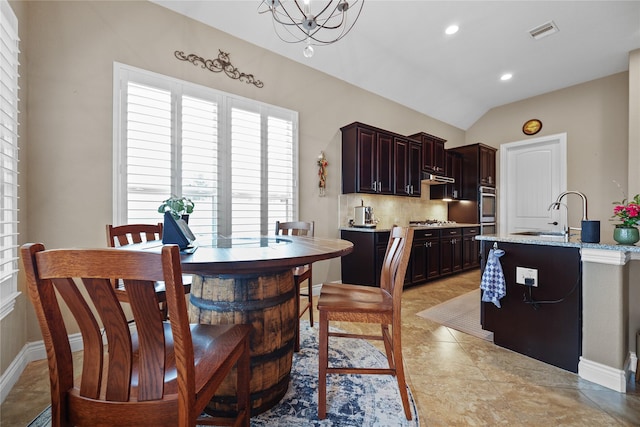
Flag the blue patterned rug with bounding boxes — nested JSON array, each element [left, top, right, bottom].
[[29, 321, 419, 426]]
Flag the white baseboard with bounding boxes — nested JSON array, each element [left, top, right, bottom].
[[578, 356, 629, 393], [0, 333, 83, 404]]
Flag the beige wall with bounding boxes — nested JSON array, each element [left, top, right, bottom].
[[465, 72, 630, 236], [2, 0, 637, 381], [629, 49, 640, 197]]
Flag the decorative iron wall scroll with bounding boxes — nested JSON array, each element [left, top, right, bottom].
[[175, 50, 264, 88]]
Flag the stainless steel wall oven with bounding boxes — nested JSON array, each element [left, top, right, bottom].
[[479, 186, 496, 234]]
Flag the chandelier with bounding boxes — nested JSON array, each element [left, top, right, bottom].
[[258, 0, 365, 58]]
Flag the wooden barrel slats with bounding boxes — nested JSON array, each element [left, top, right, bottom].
[[189, 270, 296, 415]]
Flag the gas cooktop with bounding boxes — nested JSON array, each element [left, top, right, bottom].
[[409, 220, 457, 227]]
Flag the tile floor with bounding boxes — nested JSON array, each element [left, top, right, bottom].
[[2, 270, 640, 426]]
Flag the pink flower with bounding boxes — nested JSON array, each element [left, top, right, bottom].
[[612, 194, 640, 227]]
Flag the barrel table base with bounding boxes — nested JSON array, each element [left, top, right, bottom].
[[189, 269, 296, 416]]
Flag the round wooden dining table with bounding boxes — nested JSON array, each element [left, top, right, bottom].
[[130, 235, 353, 416]]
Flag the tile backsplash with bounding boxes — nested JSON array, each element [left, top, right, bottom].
[[339, 183, 448, 229]]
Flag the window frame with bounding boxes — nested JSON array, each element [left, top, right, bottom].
[[113, 62, 299, 237], [0, 0, 21, 320]]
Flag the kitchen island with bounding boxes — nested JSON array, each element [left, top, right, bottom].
[[477, 233, 640, 392]]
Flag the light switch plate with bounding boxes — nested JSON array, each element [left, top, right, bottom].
[[516, 266, 538, 287]]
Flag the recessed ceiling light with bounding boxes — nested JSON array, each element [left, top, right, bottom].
[[500, 73, 513, 81], [445, 25, 459, 35]]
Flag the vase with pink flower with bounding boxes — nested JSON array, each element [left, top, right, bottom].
[[611, 193, 640, 245]]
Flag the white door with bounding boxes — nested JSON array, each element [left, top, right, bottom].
[[500, 133, 567, 234]]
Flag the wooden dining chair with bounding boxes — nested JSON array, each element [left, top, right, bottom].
[[317, 226, 414, 420], [21, 243, 251, 427], [275, 220, 314, 352], [106, 223, 191, 319]]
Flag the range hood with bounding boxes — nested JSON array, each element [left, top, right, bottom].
[[421, 170, 455, 185]]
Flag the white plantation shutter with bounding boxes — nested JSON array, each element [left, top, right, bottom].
[[114, 63, 298, 239], [230, 106, 262, 237], [181, 95, 219, 240], [125, 82, 172, 223], [267, 116, 295, 226], [0, 0, 20, 318]]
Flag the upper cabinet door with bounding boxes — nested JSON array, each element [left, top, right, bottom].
[[479, 145, 496, 186], [408, 132, 447, 174], [408, 140, 422, 197], [376, 132, 395, 195], [394, 137, 409, 195], [357, 126, 377, 193], [341, 122, 395, 194], [394, 137, 422, 197]]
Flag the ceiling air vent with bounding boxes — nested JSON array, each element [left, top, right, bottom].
[[529, 21, 559, 40]]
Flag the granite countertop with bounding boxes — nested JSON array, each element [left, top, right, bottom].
[[476, 233, 640, 253], [340, 223, 481, 233]]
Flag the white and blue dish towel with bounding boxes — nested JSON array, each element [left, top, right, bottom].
[[480, 248, 506, 308]]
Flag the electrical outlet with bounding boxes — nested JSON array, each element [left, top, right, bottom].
[[516, 266, 538, 287]]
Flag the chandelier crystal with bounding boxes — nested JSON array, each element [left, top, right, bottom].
[[258, 0, 365, 57]]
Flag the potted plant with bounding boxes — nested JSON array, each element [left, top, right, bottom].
[[158, 196, 195, 221], [611, 193, 640, 245]]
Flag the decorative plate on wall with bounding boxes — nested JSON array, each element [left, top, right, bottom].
[[522, 119, 542, 135]]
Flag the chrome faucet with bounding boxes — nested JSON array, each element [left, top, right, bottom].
[[548, 191, 588, 239]]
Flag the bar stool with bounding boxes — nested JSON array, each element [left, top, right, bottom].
[[275, 220, 314, 352]]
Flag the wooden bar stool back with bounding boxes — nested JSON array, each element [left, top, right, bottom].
[[106, 223, 191, 318], [21, 243, 251, 427], [317, 226, 414, 420], [275, 220, 314, 352]]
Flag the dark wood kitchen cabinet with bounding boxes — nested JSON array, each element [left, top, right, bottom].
[[340, 229, 390, 287], [411, 229, 441, 283], [394, 136, 422, 197], [462, 226, 480, 269], [341, 122, 394, 195], [408, 132, 446, 174], [431, 150, 462, 200], [448, 143, 497, 200], [479, 144, 497, 187], [342, 226, 479, 288], [440, 228, 463, 275]]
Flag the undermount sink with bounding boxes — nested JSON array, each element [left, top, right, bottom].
[[513, 231, 566, 237]]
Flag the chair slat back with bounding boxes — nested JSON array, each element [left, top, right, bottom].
[[379, 226, 414, 302], [106, 223, 163, 247], [21, 244, 189, 407], [275, 221, 315, 237]]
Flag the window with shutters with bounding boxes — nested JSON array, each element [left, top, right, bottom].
[[113, 63, 298, 240], [0, 0, 20, 319]]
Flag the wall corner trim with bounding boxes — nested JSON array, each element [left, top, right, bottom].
[[580, 248, 630, 265]]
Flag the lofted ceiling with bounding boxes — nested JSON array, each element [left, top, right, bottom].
[[152, 1, 640, 130]]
